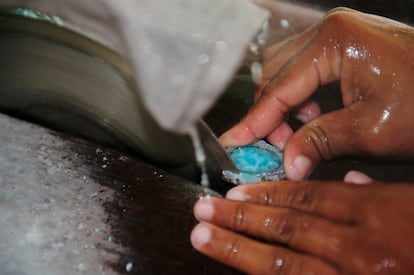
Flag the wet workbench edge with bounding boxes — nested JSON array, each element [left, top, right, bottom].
[[0, 113, 240, 275]]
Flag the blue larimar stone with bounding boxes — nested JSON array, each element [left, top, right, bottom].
[[222, 140, 285, 184], [1, 8, 62, 25]]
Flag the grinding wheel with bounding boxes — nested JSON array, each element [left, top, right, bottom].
[[0, 13, 195, 167]]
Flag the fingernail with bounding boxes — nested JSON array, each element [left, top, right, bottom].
[[194, 195, 214, 221], [344, 170, 374, 185], [295, 113, 309, 123], [218, 132, 235, 147], [226, 189, 249, 201], [289, 155, 312, 181], [191, 223, 212, 246]]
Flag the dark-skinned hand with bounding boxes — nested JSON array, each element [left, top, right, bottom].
[[191, 7, 414, 274], [191, 181, 414, 274], [220, 7, 414, 180]]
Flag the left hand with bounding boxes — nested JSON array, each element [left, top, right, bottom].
[[191, 181, 414, 274]]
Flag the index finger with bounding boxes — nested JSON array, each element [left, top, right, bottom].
[[220, 16, 343, 148]]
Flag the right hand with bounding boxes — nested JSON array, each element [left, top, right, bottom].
[[220, 8, 414, 180]]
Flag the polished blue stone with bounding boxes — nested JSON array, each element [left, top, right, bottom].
[[222, 140, 285, 185], [230, 146, 281, 173]]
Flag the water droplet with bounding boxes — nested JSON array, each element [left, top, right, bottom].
[[346, 45, 367, 59], [276, 258, 284, 267], [250, 61, 263, 84], [215, 40, 227, 51], [370, 64, 381, 75], [198, 54, 210, 65], [126, 262, 133, 272], [249, 43, 259, 55], [346, 46, 359, 58], [264, 217, 272, 227], [119, 155, 129, 162], [257, 20, 270, 45], [280, 19, 290, 29], [373, 258, 397, 272]]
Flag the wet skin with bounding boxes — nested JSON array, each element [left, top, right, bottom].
[[191, 8, 414, 274], [220, 7, 414, 181], [191, 181, 414, 274]]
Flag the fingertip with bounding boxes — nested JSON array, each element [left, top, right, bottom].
[[344, 170, 373, 184], [293, 100, 322, 124], [266, 121, 293, 149], [226, 188, 250, 201], [191, 223, 212, 247], [286, 155, 313, 181], [219, 124, 257, 147], [294, 113, 310, 124], [218, 130, 238, 147], [194, 195, 214, 221]]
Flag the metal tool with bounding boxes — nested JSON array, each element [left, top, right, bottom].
[[197, 120, 238, 173]]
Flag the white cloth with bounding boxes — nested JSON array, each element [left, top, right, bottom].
[[1, 0, 269, 132]]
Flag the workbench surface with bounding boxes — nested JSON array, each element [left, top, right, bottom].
[[0, 113, 239, 275]]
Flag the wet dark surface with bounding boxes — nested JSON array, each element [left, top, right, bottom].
[[68, 137, 236, 274], [0, 113, 240, 275]]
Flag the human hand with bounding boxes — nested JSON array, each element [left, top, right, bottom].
[[191, 181, 414, 274], [220, 8, 414, 180]]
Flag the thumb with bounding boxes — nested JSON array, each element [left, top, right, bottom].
[[284, 107, 360, 180]]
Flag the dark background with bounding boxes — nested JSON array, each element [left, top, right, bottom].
[[294, 0, 414, 23]]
